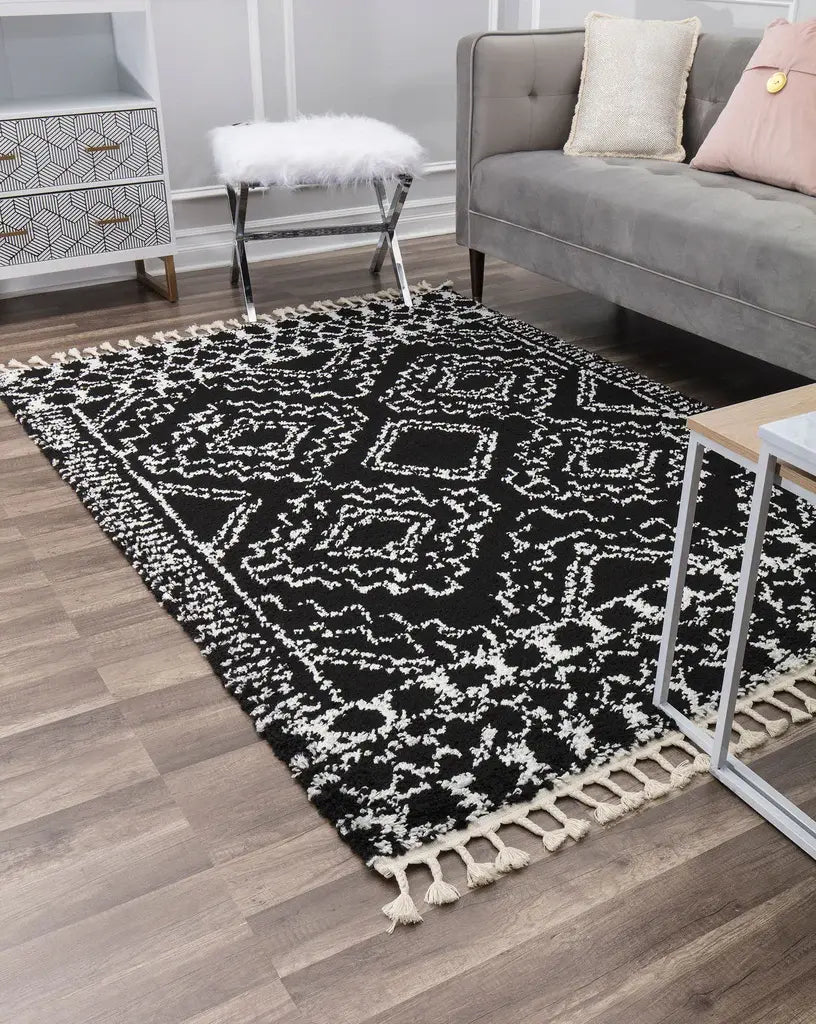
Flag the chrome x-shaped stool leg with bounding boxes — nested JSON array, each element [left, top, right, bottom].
[[226, 183, 256, 322], [225, 174, 414, 322], [370, 174, 413, 307]]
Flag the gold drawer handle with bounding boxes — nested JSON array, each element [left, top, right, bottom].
[[0, 152, 17, 162], [85, 143, 121, 153], [0, 226, 27, 238], [95, 216, 129, 226]]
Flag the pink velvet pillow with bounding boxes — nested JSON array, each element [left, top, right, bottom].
[[691, 19, 816, 196]]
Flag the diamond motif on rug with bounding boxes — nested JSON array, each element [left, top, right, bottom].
[[363, 417, 499, 481]]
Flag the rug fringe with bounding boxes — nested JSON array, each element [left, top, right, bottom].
[[0, 280, 453, 375], [372, 661, 816, 930]]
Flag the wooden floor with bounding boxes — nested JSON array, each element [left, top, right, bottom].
[[2, 235, 816, 1024]]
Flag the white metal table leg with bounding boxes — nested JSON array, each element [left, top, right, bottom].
[[654, 435, 705, 705], [691, 441, 816, 858], [652, 434, 713, 751], [710, 443, 777, 770], [653, 423, 816, 860]]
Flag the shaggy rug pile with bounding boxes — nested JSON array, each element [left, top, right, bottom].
[[3, 283, 816, 930]]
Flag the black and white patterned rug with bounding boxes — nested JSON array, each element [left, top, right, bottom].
[[3, 284, 816, 929]]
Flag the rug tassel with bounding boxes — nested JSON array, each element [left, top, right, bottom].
[[567, 786, 622, 825], [485, 830, 530, 872], [455, 845, 500, 887], [644, 776, 673, 799], [669, 760, 697, 788], [733, 721, 767, 751], [545, 803, 591, 842], [600, 777, 645, 814], [624, 761, 671, 801], [742, 704, 789, 737], [516, 815, 568, 851], [765, 694, 809, 724], [424, 858, 461, 905], [382, 867, 422, 932], [785, 682, 816, 714]]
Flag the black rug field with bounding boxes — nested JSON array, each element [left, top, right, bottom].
[[3, 284, 816, 929]]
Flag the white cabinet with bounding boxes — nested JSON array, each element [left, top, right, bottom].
[[0, 0, 177, 300]]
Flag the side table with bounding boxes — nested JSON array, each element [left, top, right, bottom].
[[654, 384, 816, 858]]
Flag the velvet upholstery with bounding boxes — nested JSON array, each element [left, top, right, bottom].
[[456, 29, 816, 379]]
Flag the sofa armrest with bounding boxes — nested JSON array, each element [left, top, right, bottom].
[[456, 30, 584, 245]]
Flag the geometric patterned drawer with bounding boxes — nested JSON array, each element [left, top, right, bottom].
[[0, 181, 171, 266], [0, 108, 163, 193]]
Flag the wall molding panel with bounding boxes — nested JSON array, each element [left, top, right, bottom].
[[282, 0, 298, 119], [245, 0, 266, 120]]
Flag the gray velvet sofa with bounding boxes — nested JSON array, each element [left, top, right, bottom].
[[456, 29, 816, 379]]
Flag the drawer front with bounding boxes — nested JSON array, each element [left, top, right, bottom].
[[0, 108, 163, 192], [0, 182, 171, 266]]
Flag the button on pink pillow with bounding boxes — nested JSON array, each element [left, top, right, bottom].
[[691, 18, 816, 196]]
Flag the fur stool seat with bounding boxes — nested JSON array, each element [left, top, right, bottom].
[[210, 115, 424, 320]]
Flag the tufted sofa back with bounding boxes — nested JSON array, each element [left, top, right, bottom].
[[460, 29, 759, 169], [682, 33, 759, 161]]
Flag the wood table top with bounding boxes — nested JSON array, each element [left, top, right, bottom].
[[688, 383, 816, 495]]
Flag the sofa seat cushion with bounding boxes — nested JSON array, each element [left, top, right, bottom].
[[469, 150, 816, 326]]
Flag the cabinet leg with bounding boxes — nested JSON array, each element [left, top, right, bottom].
[[135, 255, 179, 303]]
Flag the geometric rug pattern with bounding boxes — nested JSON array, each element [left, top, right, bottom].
[[2, 285, 815, 876]]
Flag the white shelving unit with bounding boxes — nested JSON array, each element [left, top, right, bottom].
[[0, 0, 177, 301]]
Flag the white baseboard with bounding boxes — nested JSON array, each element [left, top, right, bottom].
[[0, 195, 455, 300]]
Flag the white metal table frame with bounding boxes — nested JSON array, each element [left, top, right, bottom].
[[654, 427, 816, 859]]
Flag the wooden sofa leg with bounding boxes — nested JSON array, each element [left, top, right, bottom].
[[469, 249, 485, 303]]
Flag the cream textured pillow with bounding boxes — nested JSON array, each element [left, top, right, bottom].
[[565, 12, 701, 161]]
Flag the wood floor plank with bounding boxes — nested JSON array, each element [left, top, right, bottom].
[[0, 871, 270, 1024], [0, 776, 212, 950], [96, 636, 213, 699], [0, 664, 113, 740], [220, 818, 358, 919], [576, 876, 816, 1024], [120, 675, 260, 775], [0, 707, 159, 830], [179, 977, 313, 1024], [163, 744, 321, 864], [0, 235, 814, 1024]]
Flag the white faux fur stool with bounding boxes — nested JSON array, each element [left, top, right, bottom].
[[210, 115, 424, 321]]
